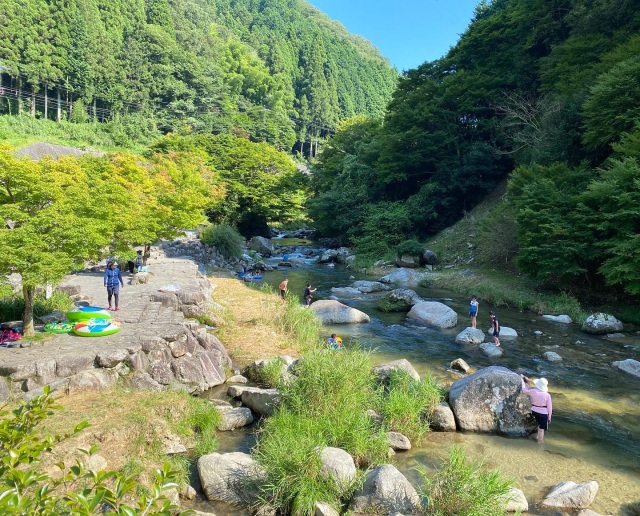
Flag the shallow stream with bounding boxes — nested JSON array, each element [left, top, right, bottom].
[[198, 250, 640, 515]]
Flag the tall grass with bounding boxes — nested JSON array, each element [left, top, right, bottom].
[[254, 347, 388, 515], [0, 291, 73, 323], [421, 446, 514, 516], [379, 370, 443, 442]]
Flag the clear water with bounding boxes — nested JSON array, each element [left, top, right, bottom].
[[198, 251, 640, 515]]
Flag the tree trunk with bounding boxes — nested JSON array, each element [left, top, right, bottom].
[[17, 78, 22, 115], [22, 285, 35, 337], [30, 87, 36, 117], [93, 98, 97, 120], [143, 243, 151, 266], [56, 88, 61, 122], [44, 87, 48, 119]]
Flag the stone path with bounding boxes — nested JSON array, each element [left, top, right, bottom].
[[0, 252, 208, 374]]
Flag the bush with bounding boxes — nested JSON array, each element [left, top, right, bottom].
[[199, 224, 244, 260], [422, 446, 514, 516], [396, 238, 424, 257], [0, 387, 189, 515], [380, 369, 443, 441], [0, 291, 73, 323]]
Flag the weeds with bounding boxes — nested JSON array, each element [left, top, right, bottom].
[[421, 446, 513, 516], [380, 370, 443, 441], [254, 347, 388, 515]]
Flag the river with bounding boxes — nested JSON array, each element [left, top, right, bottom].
[[199, 248, 640, 515]]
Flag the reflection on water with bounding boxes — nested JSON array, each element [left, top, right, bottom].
[[198, 253, 640, 515]]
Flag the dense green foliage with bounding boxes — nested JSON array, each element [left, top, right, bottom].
[[422, 446, 513, 516], [0, 0, 397, 149], [310, 0, 640, 295], [150, 133, 309, 236], [199, 224, 244, 260], [0, 387, 188, 515], [0, 290, 72, 324]]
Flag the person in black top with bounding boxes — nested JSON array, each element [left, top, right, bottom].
[[303, 283, 317, 308], [489, 311, 501, 347]]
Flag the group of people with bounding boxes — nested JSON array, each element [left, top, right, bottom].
[[278, 278, 317, 308], [469, 295, 501, 347]]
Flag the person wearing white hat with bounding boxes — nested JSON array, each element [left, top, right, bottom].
[[521, 375, 552, 442]]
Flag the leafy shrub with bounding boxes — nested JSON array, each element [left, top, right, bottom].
[[0, 387, 188, 515], [422, 446, 513, 516], [380, 369, 442, 441], [396, 238, 424, 257], [199, 224, 244, 259]]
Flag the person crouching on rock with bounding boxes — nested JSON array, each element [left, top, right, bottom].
[[521, 375, 552, 442], [104, 261, 124, 311]]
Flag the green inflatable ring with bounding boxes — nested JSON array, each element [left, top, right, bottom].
[[44, 320, 74, 334]]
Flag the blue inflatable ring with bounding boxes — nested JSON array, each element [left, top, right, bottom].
[[73, 320, 121, 337]]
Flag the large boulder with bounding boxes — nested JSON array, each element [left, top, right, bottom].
[[379, 268, 427, 287], [317, 249, 339, 263], [611, 359, 640, 380], [241, 388, 281, 417], [395, 254, 420, 269], [217, 407, 255, 431], [581, 313, 623, 334], [448, 366, 536, 436], [455, 328, 485, 344], [542, 314, 573, 324], [348, 464, 421, 515], [310, 300, 370, 324], [541, 481, 599, 509], [372, 359, 420, 383], [249, 236, 274, 257], [317, 447, 356, 489], [407, 301, 457, 329], [351, 280, 391, 293], [378, 289, 423, 312], [335, 247, 352, 264], [197, 452, 265, 505]]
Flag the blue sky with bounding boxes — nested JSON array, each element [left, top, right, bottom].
[[307, 0, 481, 71]]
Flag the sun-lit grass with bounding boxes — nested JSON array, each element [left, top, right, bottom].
[[210, 277, 322, 364]]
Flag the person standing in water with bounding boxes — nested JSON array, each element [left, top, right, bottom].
[[520, 375, 552, 442], [469, 295, 479, 329], [489, 310, 500, 346]]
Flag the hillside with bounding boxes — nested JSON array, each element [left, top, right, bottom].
[[0, 0, 398, 150]]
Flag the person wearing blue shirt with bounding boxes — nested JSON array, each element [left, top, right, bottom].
[[104, 261, 124, 310]]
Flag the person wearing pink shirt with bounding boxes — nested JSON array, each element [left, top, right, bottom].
[[521, 375, 552, 442]]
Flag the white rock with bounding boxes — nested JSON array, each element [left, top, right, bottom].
[[582, 313, 623, 334], [387, 431, 411, 450], [455, 328, 485, 344], [430, 402, 457, 432], [407, 301, 457, 329], [480, 342, 504, 358], [612, 359, 640, 379], [317, 447, 356, 489], [487, 326, 518, 339], [372, 359, 420, 382], [217, 406, 255, 431], [310, 300, 370, 324], [541, 480, 599, 509], [542, 314, 573, 324], [504, 487, 528, 512], [543, 351, 563, 362]]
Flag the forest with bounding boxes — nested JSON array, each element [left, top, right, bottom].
[[309, 0, 640, 297], [0, 0, 397, 152]]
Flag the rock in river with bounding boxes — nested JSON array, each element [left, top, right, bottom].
[[310, 300, 370, 324], [407, 301, 457, 329]]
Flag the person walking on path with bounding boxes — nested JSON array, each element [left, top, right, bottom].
[[520, 375, 552, 442], [279, 278, 289, 301], [469, 295, 479, 329], [489, 310, 500, 346], [104, 261, 124, 310], [303, 283, 317, 308]]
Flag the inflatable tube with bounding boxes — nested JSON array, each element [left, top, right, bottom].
[[243, 274, 262, 281], [67, 306, 112, 321], [73, 320, 121, 337], [44, 320, 74, 334]]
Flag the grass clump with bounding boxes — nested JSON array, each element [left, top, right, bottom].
[[422, 446, 514, 516], [268, 293, 323, 351], [183, 395, 221, 457], [254, 346, 388, 515], [199, 223, 244, 260], [0, 290, 73, 323], [380, 370, 443, 442]]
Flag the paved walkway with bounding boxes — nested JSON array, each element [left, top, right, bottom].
[[0, 252, 207, 374]]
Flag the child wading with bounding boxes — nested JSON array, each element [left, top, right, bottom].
[[489, 310, 500, 346]]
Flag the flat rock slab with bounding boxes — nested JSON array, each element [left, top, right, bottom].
[[542, 314, 573, 324], [611, 359, 640, 379], [455, 328, 485, 345]]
